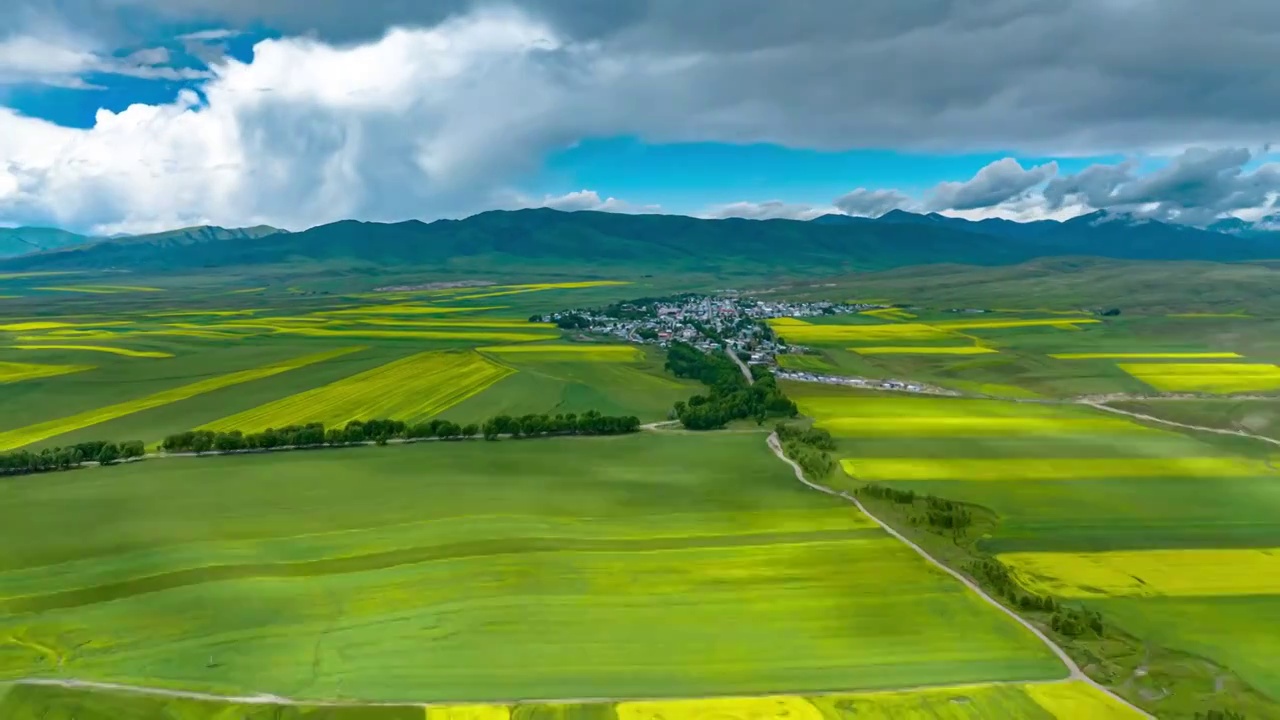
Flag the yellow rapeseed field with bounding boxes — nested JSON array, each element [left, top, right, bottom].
[[999, 548, 1280, 598], [1024, 682, 1148, 718], [859, 307, 918, 320], [479, 343, 643, 362], [616, 682, 1142, 720], [271, 327, 558, 342], [0, 360, 93, 384], [449, 280, 632, 301], [0, 347, 362, 451], [767, 319, 953, 343], [10, 344, 174, 358], [927, 318, 1100, 330], [1119, 362, 1280, 393], [851, 345, 997, 355], [426, 705, 510, 720], [839, 456, 1268, 481], [315, 304, 508, 316], [0, 321, 128, 332], [201, 350, 513, 433], [1050, 352, 1243, 360], [617, 695, 823, 720], [818, 416, 1146, 437], [354, 317, 557, 329]]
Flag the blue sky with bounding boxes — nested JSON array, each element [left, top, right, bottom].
[[0, 1, 1276, 234]]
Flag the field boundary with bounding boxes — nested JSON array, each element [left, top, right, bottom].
[[1089, 402, 1280, 447], [7, 675, 1093, 711], [764, 432, 1156, 720]]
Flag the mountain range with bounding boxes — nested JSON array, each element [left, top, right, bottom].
[[0, 209, 1276, 275]]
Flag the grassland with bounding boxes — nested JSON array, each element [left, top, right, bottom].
[[1106, 398, 1280, 441], [789, 381, 1280, 714], [0, 433, 1063, 701]]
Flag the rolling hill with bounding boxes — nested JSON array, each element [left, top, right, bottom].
[[0, 209, 1275, 275]]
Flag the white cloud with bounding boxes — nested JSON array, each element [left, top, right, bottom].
[[177, 29, 242, 41], [701, 200, 829, 221], [527, 189, 659, 213], [0, 8, 589, 234]]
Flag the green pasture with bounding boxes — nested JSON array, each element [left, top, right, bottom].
[[1108, 398, 1280, 441], [0, 433, 1063, 701]]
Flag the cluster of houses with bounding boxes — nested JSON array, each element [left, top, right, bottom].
[[545, 294, 872, 363]]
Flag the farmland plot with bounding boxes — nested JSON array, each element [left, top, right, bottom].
[[201, 350, 514, 433], [0, 434, 1063, 702]]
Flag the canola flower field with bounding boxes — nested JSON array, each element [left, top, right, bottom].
[[200, 350, 514, 434]]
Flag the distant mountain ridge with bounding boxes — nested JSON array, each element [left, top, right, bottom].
[[0, 209, 1275, 275], [0, 224, 286, 259]]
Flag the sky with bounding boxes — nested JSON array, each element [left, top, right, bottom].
[[0, 0, 1278, 235]]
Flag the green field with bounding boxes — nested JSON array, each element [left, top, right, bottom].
[[788, 381, 1280, 712], [0, 433, 1063, 701], [1107, 398, 1280, 441]]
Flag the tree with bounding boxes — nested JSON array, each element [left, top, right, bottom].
[[96, 443, 120, 466]]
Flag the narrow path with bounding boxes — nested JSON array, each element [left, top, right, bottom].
[[729, 351, 754, 384], [1087, 402, 1280, 448], [764, 433, 1155, 720], [6, 672, 1101, 711]]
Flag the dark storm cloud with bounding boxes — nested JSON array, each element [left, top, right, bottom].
[[9, 0, 1280, 154]]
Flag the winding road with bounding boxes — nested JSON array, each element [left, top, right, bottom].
[[765, 432, 1156, 720]]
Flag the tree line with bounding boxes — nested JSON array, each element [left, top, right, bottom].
[[160, 410, 641, 454], [775, 423, 837, 479], [858, 484, 974, 533], [0, 440, 145, 477], [665, 341, 797, 429], [966, 557, 1103, 637]]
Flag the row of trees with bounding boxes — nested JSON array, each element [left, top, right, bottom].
[[665, 342, 798, 429], [0, 440, 145, 477], [776, 423, 837, 479], [967, 557, 1103, 637], [160, 411, 641, 455], [857, 483, 974, 533]]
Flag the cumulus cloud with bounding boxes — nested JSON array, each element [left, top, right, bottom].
[[702, 200, 828, 221], [0, 9, 591, 233], [0, 32, 210, 87], [1045, 148, 1280, 224], [530, 189, 658, 213], [833, 188, 915, 217], [925, 158, 1057, 212]]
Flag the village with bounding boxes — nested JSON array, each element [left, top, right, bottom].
[[539, 293, 961, 395]]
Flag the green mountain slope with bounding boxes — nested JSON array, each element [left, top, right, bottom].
[[0, 227, 91, 258], [0, 209, 1274, 275]]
